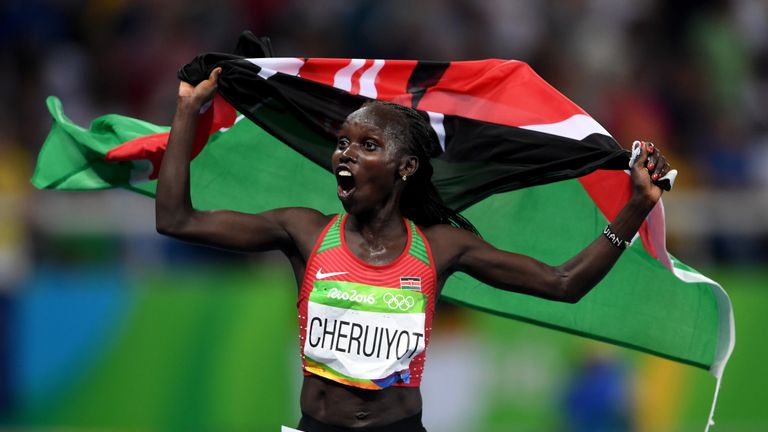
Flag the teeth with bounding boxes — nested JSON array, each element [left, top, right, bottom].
[[338, 170, 352, 177]]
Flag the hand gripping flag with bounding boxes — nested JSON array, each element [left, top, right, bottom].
[[32, 33, 733, 428]]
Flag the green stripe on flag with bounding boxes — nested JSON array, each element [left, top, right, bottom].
[[32, 97, 166, 190], [444, 178, 721, 370]]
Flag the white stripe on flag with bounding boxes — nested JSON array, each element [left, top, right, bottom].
[[427, 111, 446, 150], [520, 114, 612, 140], [668, 255, 734, 380], [219, 114, 245, 133], [671, 266, 718, 286], [646, 199, 674, 270], [358, 59, 385, 98], [333, 59, 366, 92], [246, 57, 305, 80]]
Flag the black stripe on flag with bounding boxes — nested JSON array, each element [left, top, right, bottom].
[[406, 61, 450, 109], [181, 53, 629, 211]]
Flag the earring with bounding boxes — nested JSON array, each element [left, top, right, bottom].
[[402, 175, 407, 181]]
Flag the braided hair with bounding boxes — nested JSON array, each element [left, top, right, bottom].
[[360, 100, 480, 236]]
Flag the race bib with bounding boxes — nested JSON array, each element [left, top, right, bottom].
[[303, 280, 426, 389]]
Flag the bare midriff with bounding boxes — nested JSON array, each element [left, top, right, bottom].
[[300, 375, 422, 428]]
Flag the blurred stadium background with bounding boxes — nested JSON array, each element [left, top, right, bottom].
[[1, 0, 767, 430]]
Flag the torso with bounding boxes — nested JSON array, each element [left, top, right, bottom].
[[293, 213, 440, 427], [300, 374, 422, 427]]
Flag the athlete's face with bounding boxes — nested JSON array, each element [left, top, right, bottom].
[[332, 105, 409, 213]]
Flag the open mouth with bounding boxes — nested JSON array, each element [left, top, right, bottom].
[[336, 167, 356, 199]]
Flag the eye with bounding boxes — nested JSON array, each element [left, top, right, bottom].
[[337, 137, 350, 149], [363, 139, 377, 151]]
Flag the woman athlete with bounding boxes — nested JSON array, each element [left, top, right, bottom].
[[156, 68, 672, 431]]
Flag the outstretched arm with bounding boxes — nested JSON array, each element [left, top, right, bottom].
[[155, 68, 325, 253], [432, 141, 671, 302]]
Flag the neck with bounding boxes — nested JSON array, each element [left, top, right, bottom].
[[345, 200, 405, 243]]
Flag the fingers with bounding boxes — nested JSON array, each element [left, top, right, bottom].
[[176, 68, 222, 108], [645, 142, 668, 181], [632, 140, 650, 169], [194, 67, 221, 98], [651, 154, 668, 181], [635, 140, 671, 181], [645, 142, 658, 179], [209, 67, 222, 82]]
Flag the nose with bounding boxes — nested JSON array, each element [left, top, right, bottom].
[[340, 143, 356, 162]]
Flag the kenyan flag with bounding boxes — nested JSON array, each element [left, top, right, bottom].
[[32, 33, 733, 426]]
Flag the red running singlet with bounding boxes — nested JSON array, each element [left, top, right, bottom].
[[297, 214, 437, 390]]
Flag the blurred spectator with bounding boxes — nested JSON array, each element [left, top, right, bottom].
[[0, 135, 32, 418], [561, 348, 634, 432]]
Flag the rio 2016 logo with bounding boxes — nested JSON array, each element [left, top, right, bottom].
[[383, 292, 415, 311], [327, 287, 376, 305]]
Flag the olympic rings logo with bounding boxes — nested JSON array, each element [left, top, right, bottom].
[[383, 292, 415, 311]]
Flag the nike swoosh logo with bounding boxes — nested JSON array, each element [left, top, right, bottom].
[[316, 268, 349, 279]]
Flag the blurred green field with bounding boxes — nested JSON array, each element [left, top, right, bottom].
[[9, 265, 766, 431]]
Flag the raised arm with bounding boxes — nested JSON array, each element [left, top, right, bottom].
[[430, 141, 670, 303], [155, 68, 326, 254]]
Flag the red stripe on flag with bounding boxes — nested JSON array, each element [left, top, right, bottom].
[[105, 131, 170, 178], [298, 58, 338, 87], [578, 170, 659, 260], [300, 59, 417, 105], [418, 60, 587, 127], [374, 60, 417, 105], [106, 95, 236, 179]]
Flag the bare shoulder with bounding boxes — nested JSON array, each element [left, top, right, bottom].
[[270, 207, 337, 256], [421, 223, 481, 246], [271, 207, 333, 229], [271, 207, 336, 238], [420, 223, 484, 275]]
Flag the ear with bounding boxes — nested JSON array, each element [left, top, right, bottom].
[[399, 155, 419, 179]]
